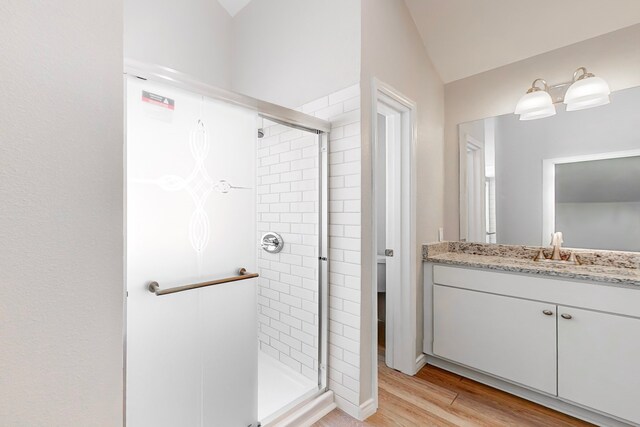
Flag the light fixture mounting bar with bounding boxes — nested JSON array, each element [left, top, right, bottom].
[[547, 81, 572, 104]]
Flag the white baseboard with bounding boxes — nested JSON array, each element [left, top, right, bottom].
[[333, 393, 378, 421], [358, 398, 377, 420], [333, 394, 359, 419], [267, 391, 335, 427], [414, 353, 427, 374]]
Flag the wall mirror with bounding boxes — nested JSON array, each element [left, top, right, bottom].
[[459, 85, 640, 252]]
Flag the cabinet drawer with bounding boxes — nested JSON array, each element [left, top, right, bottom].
[[433, 285, 557, 395], [433, 265, 640, 319]]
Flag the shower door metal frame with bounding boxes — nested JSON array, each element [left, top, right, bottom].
[[124, 59, 331, 134], [123, 59, 331, 423], [318, 132, 329, 392]]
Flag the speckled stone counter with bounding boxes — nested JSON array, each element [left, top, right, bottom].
[[423, 242, 640, 288]]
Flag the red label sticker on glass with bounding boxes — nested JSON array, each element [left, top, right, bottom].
[[141, 91, 175, 110]]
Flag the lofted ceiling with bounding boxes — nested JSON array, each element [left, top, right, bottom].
[[217, 0, 253, 16], [404, 0, 640, 83]]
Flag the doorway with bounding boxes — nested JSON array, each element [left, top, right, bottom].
[[371, 80, 418, 388]]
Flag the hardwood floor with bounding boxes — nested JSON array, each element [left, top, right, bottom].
[[313, 352, 593, 426]]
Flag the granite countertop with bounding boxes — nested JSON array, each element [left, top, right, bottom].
[[423, 242, 640, 288]]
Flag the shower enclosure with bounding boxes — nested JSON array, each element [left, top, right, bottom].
[[125, 61, 329, 426]]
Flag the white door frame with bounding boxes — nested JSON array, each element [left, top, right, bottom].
[[376, 101, 402, 369], [370, 79, 418, 406], [459, 132, 486, 243]]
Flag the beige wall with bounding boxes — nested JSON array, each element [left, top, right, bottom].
[[444, 24, 640, 240], [361, 0, 445, 410], [0, 1, 124, 425], [125, 0, 361, 104], [231, 0, 361, 108], [125, 0, 233, 88]]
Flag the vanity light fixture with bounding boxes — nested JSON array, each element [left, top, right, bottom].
[[514, 67, 610, 120], [564, 67, 611, 111], [514, 78, 556, 121]]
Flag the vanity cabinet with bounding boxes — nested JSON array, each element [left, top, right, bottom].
[[558, 306, 640, 425], [433, 285, 557, 394], [427, 265, 640, 426]]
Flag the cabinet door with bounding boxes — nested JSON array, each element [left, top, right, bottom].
[[558, 306, 640, 425], [433, 285, 557, 395]]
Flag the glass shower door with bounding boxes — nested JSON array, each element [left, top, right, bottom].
[[255, 119, 327, 423], [126, 76, 258, 427]]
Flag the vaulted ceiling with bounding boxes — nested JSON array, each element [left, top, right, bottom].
[[217, 0, 640, 83], [217, 0, 253, 16], [404, 0, 640, 83]]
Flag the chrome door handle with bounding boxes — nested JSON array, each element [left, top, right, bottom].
[[385, 249, 394, 257], [542, 310, 554, 316], [561, 313, 573, 320]]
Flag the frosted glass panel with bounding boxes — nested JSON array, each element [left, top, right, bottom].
[[126, 76, 258, 427]]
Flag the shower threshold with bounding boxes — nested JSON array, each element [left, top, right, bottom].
[[258, 351, 317, 423]]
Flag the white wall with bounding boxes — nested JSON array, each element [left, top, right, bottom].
[[444, 24, 640, 240], [230, 0, 361, 108], [125, 0, 233, 88], [0, 1, 124, 425], [124, 0, 361, 102], [361, 0, 445, 415], [493, 86, 640, 246]]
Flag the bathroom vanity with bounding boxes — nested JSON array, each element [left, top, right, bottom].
[[423, 242, 640, 427]]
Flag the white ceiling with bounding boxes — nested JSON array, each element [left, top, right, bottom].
[[217, 0, 253, 17], [404, 0, 640, 83]]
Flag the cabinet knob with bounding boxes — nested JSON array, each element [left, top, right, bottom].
[[542, 310, 554, 316], [561, 313, 573, 320]]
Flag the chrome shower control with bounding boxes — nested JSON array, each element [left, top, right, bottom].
[[261, 232, 284, 254]]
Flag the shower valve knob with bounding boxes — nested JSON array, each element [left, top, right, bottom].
[[261, 232, 284, 254]]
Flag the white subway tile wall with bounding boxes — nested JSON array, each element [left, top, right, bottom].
[[256, 122, 320, 382], [304, 84, 362, 412], [256, 84, 362, 413]]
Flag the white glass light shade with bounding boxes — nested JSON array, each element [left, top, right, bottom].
[[519, 105, 556, 121], [564, 76, 610, 111], [515, 90, 556, 120]]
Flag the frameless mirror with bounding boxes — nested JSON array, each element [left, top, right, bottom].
[[459, 85, 640, 252]]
